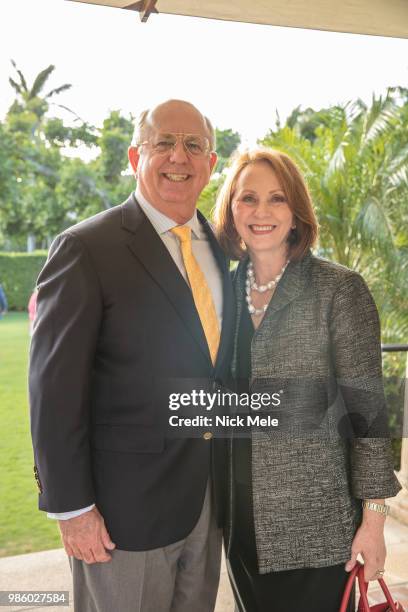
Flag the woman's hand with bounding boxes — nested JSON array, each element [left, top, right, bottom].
[[345, 500, 386, 581]]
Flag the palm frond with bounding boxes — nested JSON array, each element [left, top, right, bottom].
[[45, 84, 72, 99], [10, 59, 28, 93], [30, 65, 55, 99], [364, 95, 399, 144], [387, 85, 408, 102], [320, 105, 356, 178], [343, 100, 362, 125], [389, 166, 408, 190], [384, 143, 408, 191], [16, 70, 28, 93], [50, 103, 82, 121], [355, 196, 395, 250], [261, 126, 315, 176], [9, 77, 22, 95], [326, 137, 348, 179], [285, 105, 302, 129], [387, 143, 408, 174], [354, 97, 368, 113]]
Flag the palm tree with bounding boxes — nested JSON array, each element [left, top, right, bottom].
[[6, 61, 74, 251], [261, 92, 408, 341], [9, 60, 72, 118]]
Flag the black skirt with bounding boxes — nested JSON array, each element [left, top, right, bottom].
[[230, 304, 355, 612]]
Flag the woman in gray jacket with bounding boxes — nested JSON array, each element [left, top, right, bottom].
[[214, 148, 401, 612]]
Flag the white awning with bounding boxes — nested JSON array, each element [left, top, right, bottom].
[[69, 0, 408, 38]]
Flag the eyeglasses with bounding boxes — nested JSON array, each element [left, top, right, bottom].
[[138, 132, 212, 157]]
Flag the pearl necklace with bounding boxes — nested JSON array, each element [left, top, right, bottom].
[[245, 260, 289, 317]]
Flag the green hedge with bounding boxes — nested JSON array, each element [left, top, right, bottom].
[[0, 252, 47, 311]]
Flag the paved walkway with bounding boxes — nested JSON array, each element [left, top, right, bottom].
[[366, 516, 408, 608], [0, 517, 407, 611]]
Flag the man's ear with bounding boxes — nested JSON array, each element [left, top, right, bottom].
[[128, 146, 140, 176], [209, 151, 218, 174]]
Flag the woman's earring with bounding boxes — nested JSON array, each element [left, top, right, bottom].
[[288, 225, 297, 245]]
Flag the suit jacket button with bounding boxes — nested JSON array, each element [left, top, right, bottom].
[[203, 432, 213, 440]]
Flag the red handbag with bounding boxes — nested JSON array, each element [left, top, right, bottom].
[[339, 561, 404, 611]]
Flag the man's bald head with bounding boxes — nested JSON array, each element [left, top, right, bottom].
[[131, 99, 216, 151]]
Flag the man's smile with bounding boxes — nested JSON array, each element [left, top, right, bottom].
[[162, 173, 190, 182]]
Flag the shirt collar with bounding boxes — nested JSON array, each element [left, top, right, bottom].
[[135, 188, 201, 239]]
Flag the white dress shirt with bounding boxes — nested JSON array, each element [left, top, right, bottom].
[[48, 189, 223, 520]]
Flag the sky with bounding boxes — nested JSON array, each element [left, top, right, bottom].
[[0, 0, 407, 147]]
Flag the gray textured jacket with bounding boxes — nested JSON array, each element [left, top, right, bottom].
[[228, 252, 401, 573]]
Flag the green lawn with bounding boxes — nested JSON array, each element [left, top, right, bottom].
[[0, 313, 60, 557]]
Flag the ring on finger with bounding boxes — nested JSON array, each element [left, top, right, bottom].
[[375, 569, 385, 577]]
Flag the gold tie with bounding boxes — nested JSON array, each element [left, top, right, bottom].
[[171, 226, 220, 365]]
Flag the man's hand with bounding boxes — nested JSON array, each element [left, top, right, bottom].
[[345, 506, 386, 581], [58, 507, 116, 564]]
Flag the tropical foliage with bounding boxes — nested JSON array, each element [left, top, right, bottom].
[[198, 128, 241, 218], [214, 127, 241, 173], [261, 89, 408, 343], [0, 62, 133, 250], [8, 59, 72, 120]]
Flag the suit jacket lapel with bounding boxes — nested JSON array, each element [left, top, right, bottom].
[[121, 194, 210, 361], [231, 253, 311, 377], [264, 255, 306, 317], [231, 260, 246, 379]]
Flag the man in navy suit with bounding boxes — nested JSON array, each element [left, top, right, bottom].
[[30, 99, 234, 612]]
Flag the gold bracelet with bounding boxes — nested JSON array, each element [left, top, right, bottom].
[[362, 500, 389, 516]]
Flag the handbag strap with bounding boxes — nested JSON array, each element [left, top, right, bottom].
[[357, 565, 399, 612], [357, 567, 371, 611], [340, 562, 363, 612], [377, 577, 398, 610]]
